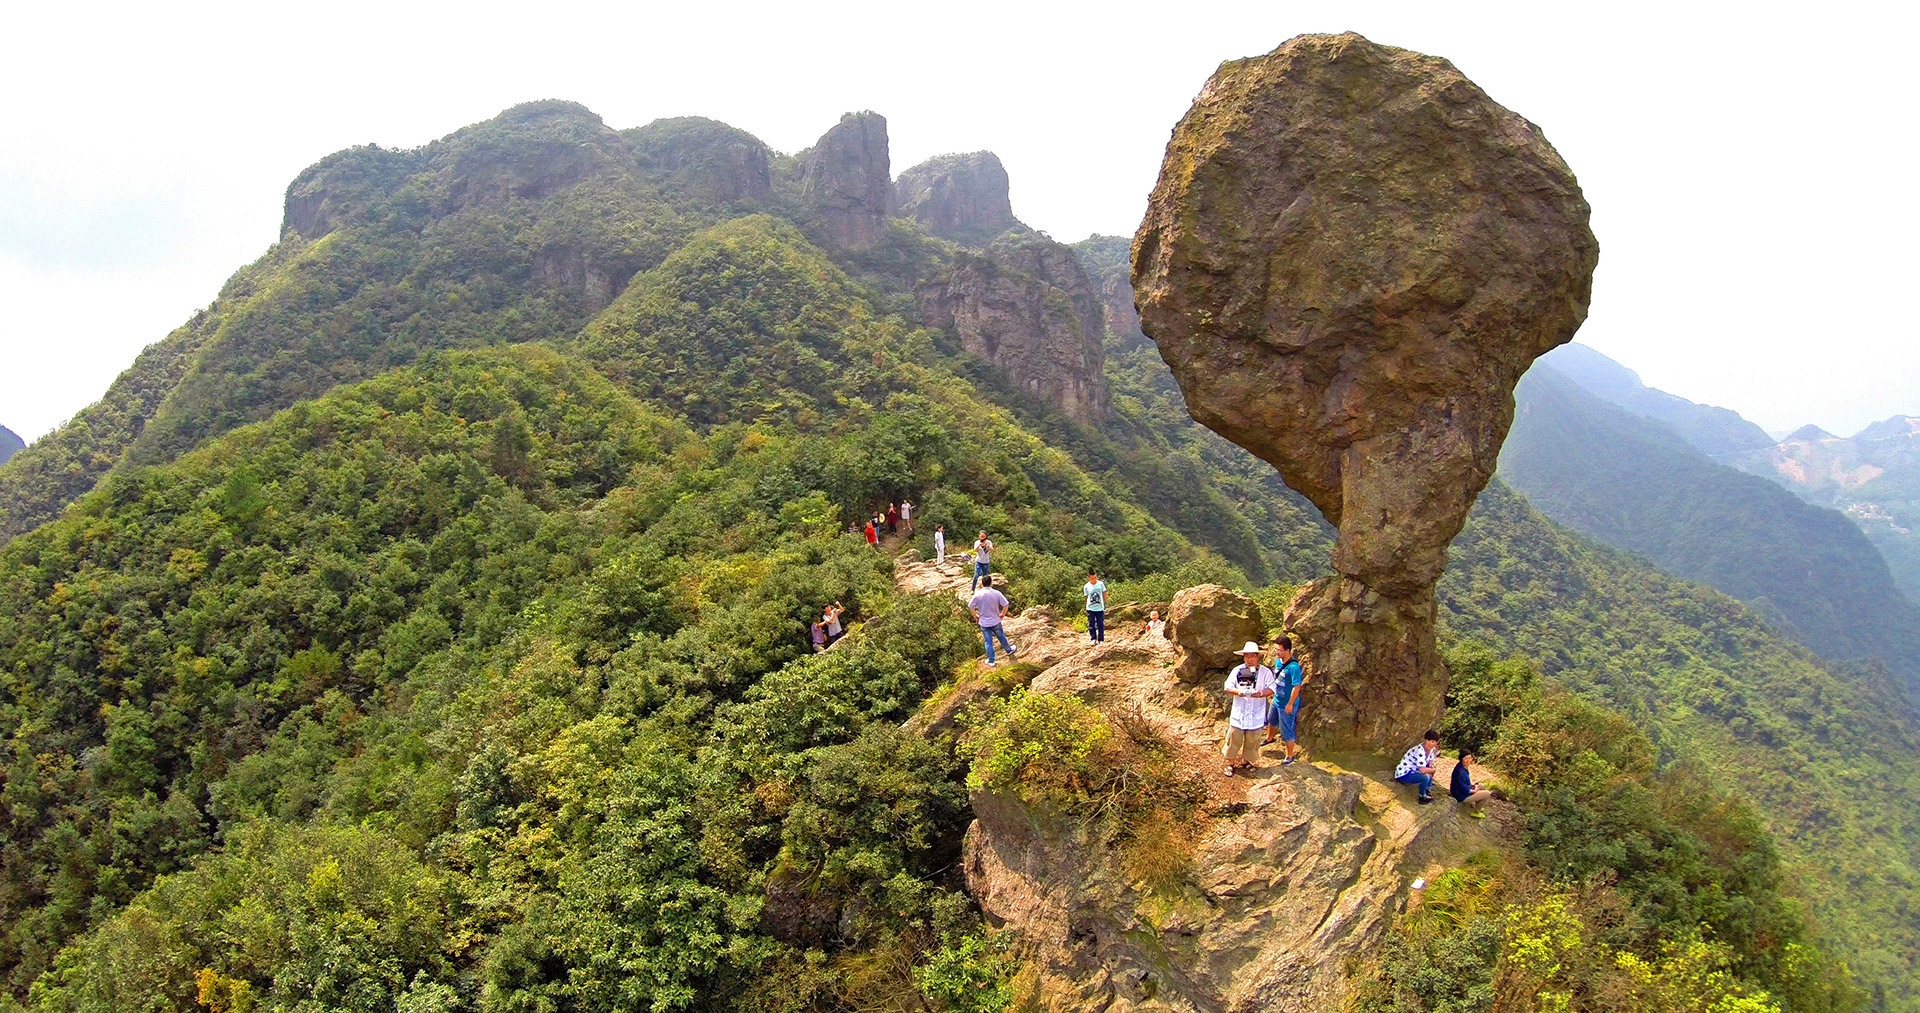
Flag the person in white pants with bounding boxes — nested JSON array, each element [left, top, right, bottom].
[[934, 525, 946, 565]]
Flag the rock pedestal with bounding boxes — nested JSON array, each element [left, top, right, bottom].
[[894, 151, 1018, 245], [1131, 33, 1597, 750], [1165, 584, 1265, 684], [801, 111, 894, 251]]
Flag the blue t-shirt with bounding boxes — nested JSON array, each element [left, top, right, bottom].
[[1275, 657, 1302, 708], [1083, 580, 1107, 611]]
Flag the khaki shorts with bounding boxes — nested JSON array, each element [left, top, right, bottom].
[[1222, 726, 1264, 765]]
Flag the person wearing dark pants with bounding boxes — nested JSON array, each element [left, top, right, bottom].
[[1394, 730, 1442, 804], [1082, 571, 1107, 642]]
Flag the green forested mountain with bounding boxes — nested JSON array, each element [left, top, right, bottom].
[[0, 427, 20, 466], [0, 108, 1913, 1011], [1501, 365, 1920, 696], [1735, 419, 1920, 607], [1540, 342, 1777, 460]]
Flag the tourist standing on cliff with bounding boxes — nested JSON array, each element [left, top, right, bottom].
[[934, 524, 947, 565], [970, 575, 1017, 665], [1082, 571, 1108, 642], [900, 498, 915, 534], [1265, 637, 1305, 764], [1223, 643, 1275, 776], [971, 531, 994, 592], [1394, 731, 1441, 804]]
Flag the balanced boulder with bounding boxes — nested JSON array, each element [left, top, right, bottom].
[[1166, 584, 1265, 684], [1132, 33, 1598, 749]]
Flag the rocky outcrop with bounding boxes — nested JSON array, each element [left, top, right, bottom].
[[893, 151, 1018, 245], [801, 112, 894, 251], [918, 236, 1112, 424], [1132, 33, 1597, 750], [532, 248, 621, 314], [960, 622, 1505, 1012], [627, 116, 772, 205], [1165, 584, 1263, 684], [0, 424, 22, 466]]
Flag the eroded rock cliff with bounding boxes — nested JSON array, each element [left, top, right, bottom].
[[1132, 33, 1597, 750], [894, 151, 1019, 245], [919, 235, 1112, 424], [628, 115, 772, 205], [801, 111, 894, 251]]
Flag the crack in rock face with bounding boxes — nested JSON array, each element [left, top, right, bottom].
[[1131, 32, 1597, 750]]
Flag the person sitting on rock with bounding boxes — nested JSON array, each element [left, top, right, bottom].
[[1222, 643, 1276, 776], [1450, 751, 1497, 818], [1264, 636, 1305, 765], [1394, 730, 1442, 805], [1146, 609, 1164, 634]]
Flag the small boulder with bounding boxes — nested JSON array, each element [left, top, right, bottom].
[[1165, 584, 1264, 684]]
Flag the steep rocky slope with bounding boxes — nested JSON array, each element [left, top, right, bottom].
[[0, 425, 21, 466]]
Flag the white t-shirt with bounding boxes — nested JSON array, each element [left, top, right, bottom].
[[935, 531, 945, 552], [969, 588, 1010, 627], [973, 539, 992, 564], [901, 501, 913, 520], [1224, 664, 1276, 730]]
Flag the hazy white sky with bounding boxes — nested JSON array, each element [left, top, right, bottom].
[[2, 0, 1914, 441]]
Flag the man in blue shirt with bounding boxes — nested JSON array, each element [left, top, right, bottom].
[[1082, 571, 1108, 642], [1265, 637, 1305, 764]]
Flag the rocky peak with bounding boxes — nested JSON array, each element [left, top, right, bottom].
[[800, 111, 893, 251], [627, 116, 772, 205], [1786, 424, 1838, 443], [1132, 33, 1597, 750], [0, 424, 22, 466], [893, 151, 1018, 245], [917, 234, 1112, 424]]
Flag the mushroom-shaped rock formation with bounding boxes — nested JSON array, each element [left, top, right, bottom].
[[1132, 33, 1598, 750], [801, 111, 894, 251]]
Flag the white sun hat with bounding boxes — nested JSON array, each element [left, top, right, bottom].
[[1238, 642, 1263, 654]]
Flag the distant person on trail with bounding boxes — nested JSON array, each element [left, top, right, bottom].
[[971, 532, 994, 592], [864, 520, 879, 550], [824, 602, 844, 644], [810, 620, 828, 653], [1082, 571, 1108, 642], [1265, 636, 1305, 764], [1394, 730, 1442, 805], [901, 499, 915, 534], [1222, 642, 1276, 776], [934, 525, 947, 565], [1450, 752, 1497, 818], [969, 575, 1017, 666], [886, 502, 901, 534]]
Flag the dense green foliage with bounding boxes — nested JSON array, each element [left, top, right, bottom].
[[2, 106, 1911, 1011], [1501, 365, 1920, 695], [1439, 483, 1920, 1009]]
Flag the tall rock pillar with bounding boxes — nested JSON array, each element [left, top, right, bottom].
[[801, 111, 894, 251], [1131, 33, 1598, 751]]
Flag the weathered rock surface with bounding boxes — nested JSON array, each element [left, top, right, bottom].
[[1132, 33, 1597, 749], [959, 621, 1506, 1012], [1165, 584, 1264, 684], [894, 151, 1019, 245], [628, 116, 772, 204], [801, 111, 894, 251], [918, 235, 1112, 424]]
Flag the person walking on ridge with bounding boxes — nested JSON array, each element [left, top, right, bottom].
[[1222, 642, 1275, 776], [1082, 571, 1108, 642], [1394, 730, 1442, 804], [1265, 636, 1305, 764], [971, 531, 994, 592], [934, 524, 947, 566], [970, 575, 1017, 666]]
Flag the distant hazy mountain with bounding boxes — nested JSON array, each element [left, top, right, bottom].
[[1735, 416, 1920, 603], [1503, 364, 1920, 694], [0, 425, 21, 465], [1539, 343, 1776, 460]]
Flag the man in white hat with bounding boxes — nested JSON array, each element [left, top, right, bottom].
[[1222, 642, 1276, 775]]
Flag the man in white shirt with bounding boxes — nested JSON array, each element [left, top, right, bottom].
[[1222, 643, 1275, 775], [971, 532, 994, 592], [1394, 730, 1442, 804], [934, 525, 946, 565], [969, 575, 1018, 665]]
